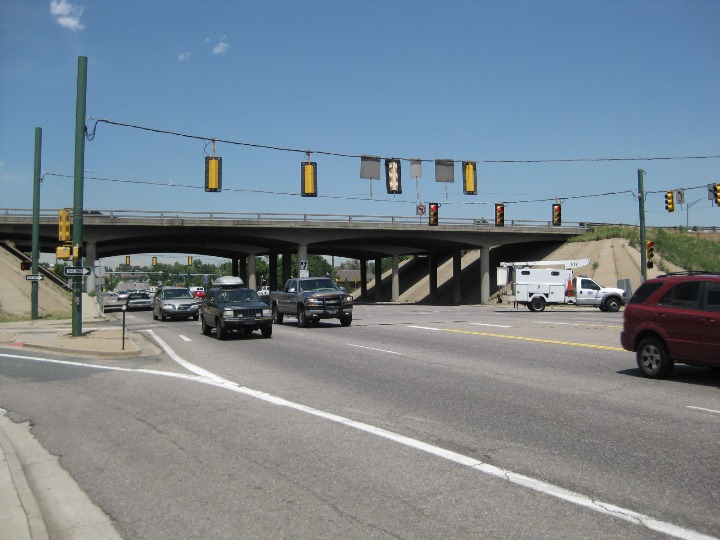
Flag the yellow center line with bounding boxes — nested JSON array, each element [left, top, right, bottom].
[[408, 325, 625, 351]]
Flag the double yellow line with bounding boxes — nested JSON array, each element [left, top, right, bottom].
[[408, 325, 625, 351]]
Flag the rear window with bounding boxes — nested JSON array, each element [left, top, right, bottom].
[[628, 282, 663, 304], [704, 281, 720, 313]]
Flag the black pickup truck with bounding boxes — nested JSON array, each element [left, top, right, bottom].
[[200, 276, 273, 339], [269, 277, 353, 327]]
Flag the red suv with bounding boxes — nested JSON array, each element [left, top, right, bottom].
[[621, 272, 720, 378]]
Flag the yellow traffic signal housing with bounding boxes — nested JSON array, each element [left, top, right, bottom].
[[495, 203, 505, 227], [188, 256, 193, 265], [58, 209, 71, 241], [462, 162, 477, 195], [385, 159, 402, 194], [72, 244, 81, 259], [714, 183, 720, 205], [552, 204, 562, 226], [428, 203, 439, 226], [205, 156, 222, 192], [56, 245, 71, 260], [152, 256, 157, 266], [664, 191, 675, 212], [301, 162, 317, 197], [646, 241, 654, 268], [125, 256, 131, 265]]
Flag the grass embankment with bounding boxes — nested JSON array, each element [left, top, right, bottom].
[[569, 226, 720, 273]]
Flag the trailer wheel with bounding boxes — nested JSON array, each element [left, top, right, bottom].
[[529, 296, 546, 312]]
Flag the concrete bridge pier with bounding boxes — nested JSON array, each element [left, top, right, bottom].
[[85, 240, 96, 292], [391, 254, 399, 302], [247, 253, 257, 290], [480, 246, 490, 304], [374, 257, 382, 301]]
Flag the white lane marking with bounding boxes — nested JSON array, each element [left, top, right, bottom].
[[347, 343, 403, 356], [179, 335, 192, 342], [408, 325, 441, 331], [1, 347, 714, 540], [535, 320, 622, 329], [470, 323, 513, 328], [686, 406, 720, 416]]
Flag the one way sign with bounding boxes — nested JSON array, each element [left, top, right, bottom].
[[64, 266, 91, 276]]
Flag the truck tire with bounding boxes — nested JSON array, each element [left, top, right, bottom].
[[603, 297, 621, 312], [297, 306, 309, 328], [272, 304, 283, 324], [216, 318, 228, 340], [261, 326, 273, 338], [529, 296, 545, 312], [201, 316, 211, 336], [636, 336, 673, 378], [340, 315, 352, 327]]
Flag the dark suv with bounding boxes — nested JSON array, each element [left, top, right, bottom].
[[200, 276, 273, 340], [620, 272, 720, 378]]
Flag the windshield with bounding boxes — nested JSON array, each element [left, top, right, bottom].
[[217, 289, 260, 302], [163, 289, 193, 300], [298, 278, 338, 292]]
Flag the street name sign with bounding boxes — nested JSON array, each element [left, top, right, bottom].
[[25, 274, 44, 281], [64, 266, 91, 276]]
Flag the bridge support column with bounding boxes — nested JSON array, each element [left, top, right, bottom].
[[85, 241, 97, 292], [282, 250, 292, 283], [298, 244, 307, 277], [480, 246, 490, 304], [374, 257, 382, 302], [239, 256, 247, 284], [428, 252, 438, 304], [247, 253, 257, 290], [391, 255, 399, 302], [231, 258, 239, 277], [453, 250, 462, 304], [360, 260, 368, 300], [269, 251, 278, 292]]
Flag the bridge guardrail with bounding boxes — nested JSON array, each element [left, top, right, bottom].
[[0, 208, 593, 229]]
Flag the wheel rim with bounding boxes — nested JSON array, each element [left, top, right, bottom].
[[640, 345, 661, 372]]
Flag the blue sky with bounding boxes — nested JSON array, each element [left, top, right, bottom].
[[1, 0, 719, 249]]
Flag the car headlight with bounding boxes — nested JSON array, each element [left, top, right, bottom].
[[306, 298, 321, 305], [165, 304, 176, 310], [222, 308, 234, 317], [262, 308, 271, 317], [343, 295, 353, 303]]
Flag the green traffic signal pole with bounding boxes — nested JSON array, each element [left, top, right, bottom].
[[638, 169, 647, 283], [72, 56, 87, 337], [31, 127, 42, 320]]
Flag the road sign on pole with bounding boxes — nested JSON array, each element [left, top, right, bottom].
[[64, 266, 91, 276], [25, 274, 44, 281]]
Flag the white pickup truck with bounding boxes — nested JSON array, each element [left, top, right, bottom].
[[498, 258, 627, 312]]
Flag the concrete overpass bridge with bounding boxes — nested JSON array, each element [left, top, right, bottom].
[[0, 209, 589, 304]]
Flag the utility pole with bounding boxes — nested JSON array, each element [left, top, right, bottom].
[[31, 128, 41, 319], [638, 169, 647, 283], [72, 56, 87, 337]]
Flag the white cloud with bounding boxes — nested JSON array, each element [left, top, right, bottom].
[[179, 52, 191, 61], [212, 42, 229, 55], [50, 0, 85, 31]]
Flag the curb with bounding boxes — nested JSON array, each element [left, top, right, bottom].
[[0, 414, 48, 540]]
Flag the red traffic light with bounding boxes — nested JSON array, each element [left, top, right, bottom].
[[20, 261, 31, 271]]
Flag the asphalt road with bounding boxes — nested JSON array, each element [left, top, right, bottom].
[[1, 304, 718, 539]]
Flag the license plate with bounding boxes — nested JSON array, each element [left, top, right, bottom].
[[327, 310, 337, 315]]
